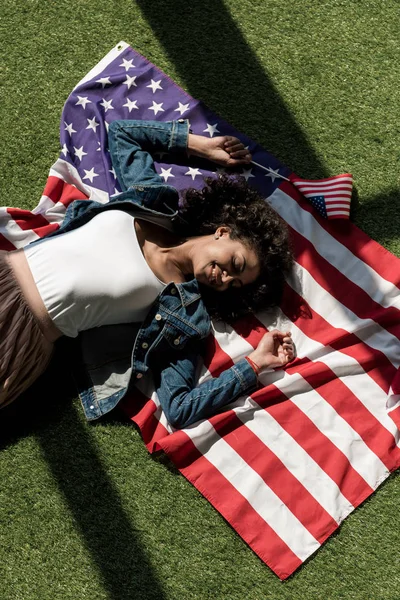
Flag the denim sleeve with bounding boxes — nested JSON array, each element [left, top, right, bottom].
[[108, 119, 189, 190], [154, 352, 258, 429]]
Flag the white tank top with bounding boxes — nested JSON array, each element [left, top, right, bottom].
[[24, 211, 166, 337]]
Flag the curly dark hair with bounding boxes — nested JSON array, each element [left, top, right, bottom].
[[176, 175, 293, 321]]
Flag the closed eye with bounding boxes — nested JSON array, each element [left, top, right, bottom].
[[232, 257, 244, 274]]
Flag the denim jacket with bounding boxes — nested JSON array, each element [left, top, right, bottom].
[[35, 120, 258, 428]]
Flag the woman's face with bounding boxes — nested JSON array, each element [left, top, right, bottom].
[[192, 227, 260, 292]]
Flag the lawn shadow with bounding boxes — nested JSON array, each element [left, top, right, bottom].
[[353, 187, 400, 246], [135, 0, 328, 179], [0, 339, 167, 600]]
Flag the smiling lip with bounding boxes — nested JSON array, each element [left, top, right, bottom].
[[209, 263, 221, 286]]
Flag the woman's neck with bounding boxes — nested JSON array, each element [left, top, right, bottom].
[[134, 218, 195, 283]]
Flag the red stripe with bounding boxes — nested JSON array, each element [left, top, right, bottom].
[[119, 389, 169, 452], [33, 223, 60, 238], [281, 285, 396, 392], [203, 333, 235, 376], [388, 405, 400, 430], [43, 175, 88, 206], [6, 208, 51, 231], [288, 225, 400, 338], [231, 313, 267, 348], [292, 186, 352, 194], [288, 359, 400, 471], [300, 188, 352, 196], [0, 231, 16, 251], [290, 173, 352, 184], [159, 428, 303, 580], [250, 387, 375, 506], [327, 214, 350, 220], [280, 180, 400, 287], [211, 411, 339, 542]]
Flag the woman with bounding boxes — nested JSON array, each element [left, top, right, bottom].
[[0, 119, 294, 428]]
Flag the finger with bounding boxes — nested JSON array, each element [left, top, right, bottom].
[[226, 143, 246, 154], [229, 149, 250, 160], [224, 136, 241, 148], [227, 155, 251, 166], [269, 329, 284, 337]]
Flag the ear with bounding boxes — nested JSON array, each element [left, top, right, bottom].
[[215, 226, 231, 239]]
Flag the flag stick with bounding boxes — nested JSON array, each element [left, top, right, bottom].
[[250, 160, 291, 182]]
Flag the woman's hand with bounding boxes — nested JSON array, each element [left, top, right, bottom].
[[247, 330, 295, 372], [188, 134, 251, 167]]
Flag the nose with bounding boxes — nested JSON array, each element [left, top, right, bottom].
[[221, 269, 234, 288]]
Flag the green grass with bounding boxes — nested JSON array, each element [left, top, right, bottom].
[[1, 1, 399, 598]]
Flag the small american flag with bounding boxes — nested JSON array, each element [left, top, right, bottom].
[[290, 173, 353, 219]]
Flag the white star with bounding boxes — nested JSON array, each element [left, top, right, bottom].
[[119, 58, 135, 71], [160, 167, 175, 182], [73, 146, 87, 161], [174, 102, 190, 115], [185, 167, 202, 180], [64, 121, 76, 135], [109, 166, 116, 178], [82, 167, 99, 183], [100, 98, 114, 112], [148, 101, 164, 115], [242, 168, 255, 182], [215, 167, 226, 175], [123, 98, 139, 112], [265, 168, 281, 182], [75, 96, 92, 109], [96, 76, 112, 88], [96, 141, 101, 152], [147, 79, 163, 93], [61, 143, 69, 156], [203, 123, 220, 137], [86, 117, 99, 133], [123, 75, 137, 90]]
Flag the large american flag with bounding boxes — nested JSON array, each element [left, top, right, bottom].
[[1, 42, 399, 580]]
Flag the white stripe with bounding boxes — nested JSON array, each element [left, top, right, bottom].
[[303, 192, 351, 200], [386, 391, 400, 412], [203, 310, 398, 441], [272, 372, 390, 490], [270, 318, 400, 441], [235, 400, 354, 521], [326, 210, 351, 217], [184, 422, 320, 561], [1, 212, 40, 249], [298, 184, 353, 192], [48, 160, 109, 204], [268, 188, 400, 308], [325, 203, 351, 209], [294, 177, 352, 187], [287, 263, 400, 368], [73, 41, 129, 89]]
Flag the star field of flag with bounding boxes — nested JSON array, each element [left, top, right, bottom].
[[60, 45, 291, 201]]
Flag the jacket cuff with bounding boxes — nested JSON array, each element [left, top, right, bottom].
[[169, 119, 189, 153], [231, 358, 259, 393]]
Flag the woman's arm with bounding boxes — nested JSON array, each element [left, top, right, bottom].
[[108, 119, 252, 192], [153, 330, 294, 429], [108, 119, 189, 190]]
